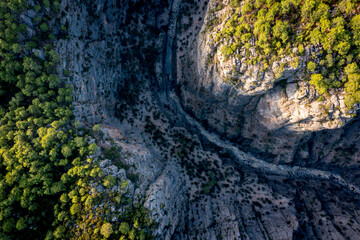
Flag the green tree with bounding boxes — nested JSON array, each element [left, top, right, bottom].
[[61, 145, 72, 158], [309, 74, 328, 95], [88, 143, 98, 155], [119, 222, 130, 235], [351, 15, 360, 46], [301, 0, 316, 21], [281, 0, 291, 14], [307, 61, 317, 72], [15, 218, 26, 230], [100, 223, 113, 238], [273, 20, 289, 43], [242, 1, 253, 14], [345, 63, 358, 75]]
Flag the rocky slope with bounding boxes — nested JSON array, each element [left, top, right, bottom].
[[57, 0, 360, 239]]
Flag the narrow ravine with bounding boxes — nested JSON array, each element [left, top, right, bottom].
[[157, 0, 360, 196]]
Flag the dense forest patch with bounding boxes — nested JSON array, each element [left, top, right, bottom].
[[0, 1, 153, 239]]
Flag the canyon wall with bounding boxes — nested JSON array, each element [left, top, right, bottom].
[[57, 0, 360, 239]]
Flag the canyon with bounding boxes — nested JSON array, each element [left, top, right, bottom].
[[57, 0, 360, 239]]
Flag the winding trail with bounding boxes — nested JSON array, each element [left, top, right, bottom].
[[160, 0, 360, 196]]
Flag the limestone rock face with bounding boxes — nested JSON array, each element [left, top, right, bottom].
[[56, 0, 124, 123], [144, 161, 187, 239], [57, 0, 360, 239]]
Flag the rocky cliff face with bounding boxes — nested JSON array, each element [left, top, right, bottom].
[[57, 0, 360, 239], [177, 0, 360, 164]]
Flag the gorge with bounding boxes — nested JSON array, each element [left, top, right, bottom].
[[1, 0, 360, 239]]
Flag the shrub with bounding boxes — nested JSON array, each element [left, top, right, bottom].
[[307, 61, 317, 72], [40, 23, 49, 32], [310, 74, 328, 95], [298, 44, 305, 55], [100, 223, 113, 238], [92, 124, 101, 132]]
